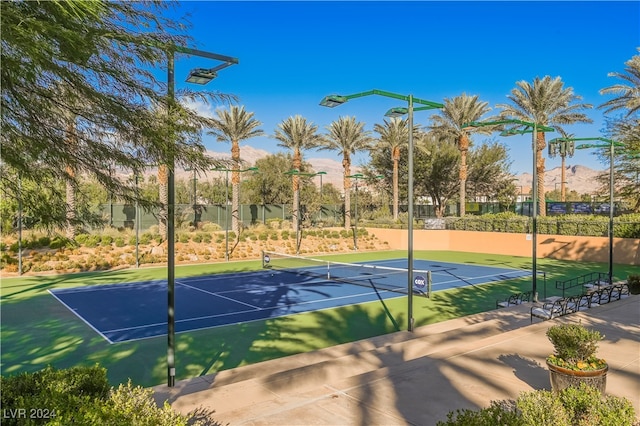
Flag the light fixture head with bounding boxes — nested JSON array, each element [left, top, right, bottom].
[[384, 107, 408, 118], [319, 95, 347, 108], [186, 68, 217, 84]]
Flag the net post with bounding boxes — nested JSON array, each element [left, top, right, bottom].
[[427, 271, 432, 298], [261, 250, 265, 268]]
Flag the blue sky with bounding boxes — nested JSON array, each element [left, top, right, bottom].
[[170, 1, 639, 174]]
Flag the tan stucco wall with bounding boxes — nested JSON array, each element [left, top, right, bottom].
[[368, 228, 640, 265]]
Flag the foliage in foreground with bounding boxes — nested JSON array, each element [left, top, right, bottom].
[[0, 365, 217, 425], [438, 383, 637, 426]]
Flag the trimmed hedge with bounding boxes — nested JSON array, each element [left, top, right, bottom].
[[445, 212, 640, 238]]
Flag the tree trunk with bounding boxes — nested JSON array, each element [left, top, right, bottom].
[[293, 150, 302, 232], [392, 147, 400, 220], [65, 165, 76, 240], [560, 155, 566, 202], [343, 157, 351, 229], [458, 134, 469, 217], [158, 164, 168, 239], [537, 131, 547, 217], [231, 139, 241, 233]]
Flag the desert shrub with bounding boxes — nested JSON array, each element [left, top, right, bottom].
[[75, 233, 90, 245], [114, 237, 125, 247], [269, 233, 279, 241], [139, 233, 153, 245], [199, 233, 212, 243], [100, 235, 113, 245]]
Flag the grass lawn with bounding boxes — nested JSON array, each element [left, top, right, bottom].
[[2, 250, 638, 387]]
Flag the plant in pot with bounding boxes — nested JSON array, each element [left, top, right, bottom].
[[545, 321, 608, 393]]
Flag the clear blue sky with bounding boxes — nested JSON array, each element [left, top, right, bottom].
[[170, 1, 639, 175]]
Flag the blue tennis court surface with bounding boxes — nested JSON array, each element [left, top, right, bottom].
[[49, 259, 530, 343]]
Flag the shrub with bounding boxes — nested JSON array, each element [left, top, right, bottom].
[[139, 233, 153, 245], [546, 322, 605, 371], [114, 237, 125, 247], [627, 274, 640, 294], [0, 366, 204, 426], [100, 235, 113, 245], [438, 383, 635, 426]]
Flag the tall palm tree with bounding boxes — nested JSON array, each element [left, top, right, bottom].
[[319, 116, 374, 229], [429, 94, 494, 216], [497, 76, 593, 216], [373, 117, 409, 220], [208, 106, 264, 233], [273, 115, 324, 232], [599, 47, 640, 117]]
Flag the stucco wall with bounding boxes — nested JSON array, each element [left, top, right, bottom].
[[368, 228, 640, 265]]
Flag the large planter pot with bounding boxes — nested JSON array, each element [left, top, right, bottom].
[[547, 360, 608, 394]]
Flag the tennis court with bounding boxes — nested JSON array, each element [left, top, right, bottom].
[[49, 255, 531, 344]]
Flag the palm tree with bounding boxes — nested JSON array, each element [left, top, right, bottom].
[[374, 118, 409, 220], [208, 106, 264, 233], [273, 115, 324, 232], [429, 94, 494, 216], [319, 116, 374, 229], [599, 47, 640, 117], [497, 76, 593, 216]]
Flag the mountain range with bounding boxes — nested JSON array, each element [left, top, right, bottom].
[[171, 145, 605, 195]]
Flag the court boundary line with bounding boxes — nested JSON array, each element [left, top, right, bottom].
[[47, 289, 114, 344], [99, 285, 400, 344], [177, 281, 261, 310]]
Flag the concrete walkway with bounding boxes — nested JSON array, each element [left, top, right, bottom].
[[153, 296, 640, 425]]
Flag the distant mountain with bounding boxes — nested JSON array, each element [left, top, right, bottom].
[[168, 146, 603, 195], [513, 165, 604, 195]]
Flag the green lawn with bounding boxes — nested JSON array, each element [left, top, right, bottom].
[[2, 250, 638, 387]]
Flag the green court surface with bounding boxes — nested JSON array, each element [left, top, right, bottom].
[[1, 250, 638, 387]]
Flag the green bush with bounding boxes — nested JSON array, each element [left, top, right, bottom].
[[114, 237, 125, 247], [438, 383, 636, 426], [139, 233, 153, 245], [75, 234, 90, 245], [627, 274, 640, 294], [49, 237, 70, 250], [100, 235, 113, 245], [0, 366, 204, 426]]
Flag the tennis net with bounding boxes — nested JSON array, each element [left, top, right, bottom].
[[262, 251, 431, 296]]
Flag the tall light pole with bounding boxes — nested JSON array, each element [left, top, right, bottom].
[[320, 90, 442, 332], [134, 174, 141, 269], [166, 45, 238, 388], [463, 119, 554, 302], [551, 137, 624, 285], [212, 166, 258, 260], [17, 172, 22, 276]]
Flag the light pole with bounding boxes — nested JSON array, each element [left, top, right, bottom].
[[320, 90, 442, 332], [551, 137, 624, 285], [165, 45, 237, 388], [463, 119, 554, 302], [212, 166, 258, 260]]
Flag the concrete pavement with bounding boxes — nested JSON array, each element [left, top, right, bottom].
[[153, 295, 639, 425]]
